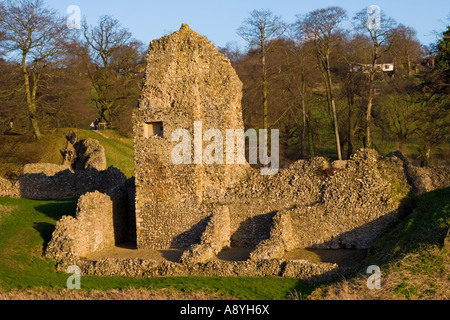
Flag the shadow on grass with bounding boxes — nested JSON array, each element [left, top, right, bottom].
[[33, 222, 56, 254], [33, 199, 78, 252], [291, 280, 316, 300], [34, 199, 78, 221]]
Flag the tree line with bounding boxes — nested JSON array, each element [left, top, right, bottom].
[[0, 1, 449, 166], [227, 7, 449, 165], [0, 0, 146, 138]]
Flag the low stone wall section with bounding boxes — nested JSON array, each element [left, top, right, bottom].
[[46, 178, 136, 263], [52, 257, 339, 286], [237, 149, 450, 259], [17, 166, 126, 200], [46, 191, 116, 262]]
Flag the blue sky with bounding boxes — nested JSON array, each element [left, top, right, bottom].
[[46, 0, 450, 48]]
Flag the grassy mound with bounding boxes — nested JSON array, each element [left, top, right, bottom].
[[309, 187, 450, 300], [0, 129, 134, 179]]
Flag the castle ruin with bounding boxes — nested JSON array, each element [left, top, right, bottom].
[[133, 24, 249, 250], [9, 24, 445, 282]]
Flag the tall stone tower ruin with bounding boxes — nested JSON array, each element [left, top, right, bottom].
[[133, 24, 248, 249]]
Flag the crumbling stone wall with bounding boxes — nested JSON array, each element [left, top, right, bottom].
[[0, 138, 117, 200], [180, 206, 231, 264], [50, 255, 339, 286], [17, 166, 126, 200], [249, 211, 294, 260], [46, 177, 136, 265], [238, 150, 409, 259], [134, 24, 249, 250], [223, 157, 328, 248], [46, 191, 115, 263], [74, 138, 107, 171], [237, 149, 450, 260], [0, 166, 127, 200]]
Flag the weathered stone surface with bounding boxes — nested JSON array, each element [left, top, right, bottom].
[[387, 150, 450, 195], [46, 191, 115, 262], [49, 255, 339, 285], [249, 211, 294, 261], [0, 177, 19, 198], [247, 149, 414, 255], [181, 205, 231, 264], [134, 24, 249, 249], [17, 166, 126, 200], [74, 138, 107, 171], [331, 160, 347, 169], [23, 163, 72, 176], [282, 260, 340, 285]]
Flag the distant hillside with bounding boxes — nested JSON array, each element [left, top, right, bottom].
[[0, 129, 134, 179], [309, 187, 450, 300]]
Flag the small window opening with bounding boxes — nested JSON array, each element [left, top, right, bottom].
[[144, 122, 164, 138]]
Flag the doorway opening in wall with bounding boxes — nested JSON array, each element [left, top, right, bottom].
[[144, 122, 164, 138]]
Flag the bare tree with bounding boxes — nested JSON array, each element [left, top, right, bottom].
[[0, 0, 72, 139], [238, 9, 286, 130], [390, 25, 422, 76], [295, 6, 347, 160], [353, 6, 397, 148], [83, 15, 145, 123], [284, 38, 319, 159]]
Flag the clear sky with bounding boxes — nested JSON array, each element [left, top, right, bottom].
[[46, 0, 450, 49]]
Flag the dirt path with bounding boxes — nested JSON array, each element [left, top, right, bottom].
[[92, 130, 109, 139]]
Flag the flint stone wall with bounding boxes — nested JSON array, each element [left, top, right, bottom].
[[180, 205, 231, 264], [244, 149, 450, 259], [134, 24, 249, 250], [16, 166, 126, 200], [227, 149, 409, 253], [52, 257, 339, 286], [46, 192, 115, 261], [0, 138, 117, 200], [46, 179, 136, 263]]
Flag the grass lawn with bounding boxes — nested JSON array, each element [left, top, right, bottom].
[[0, 197, 312, 300]]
